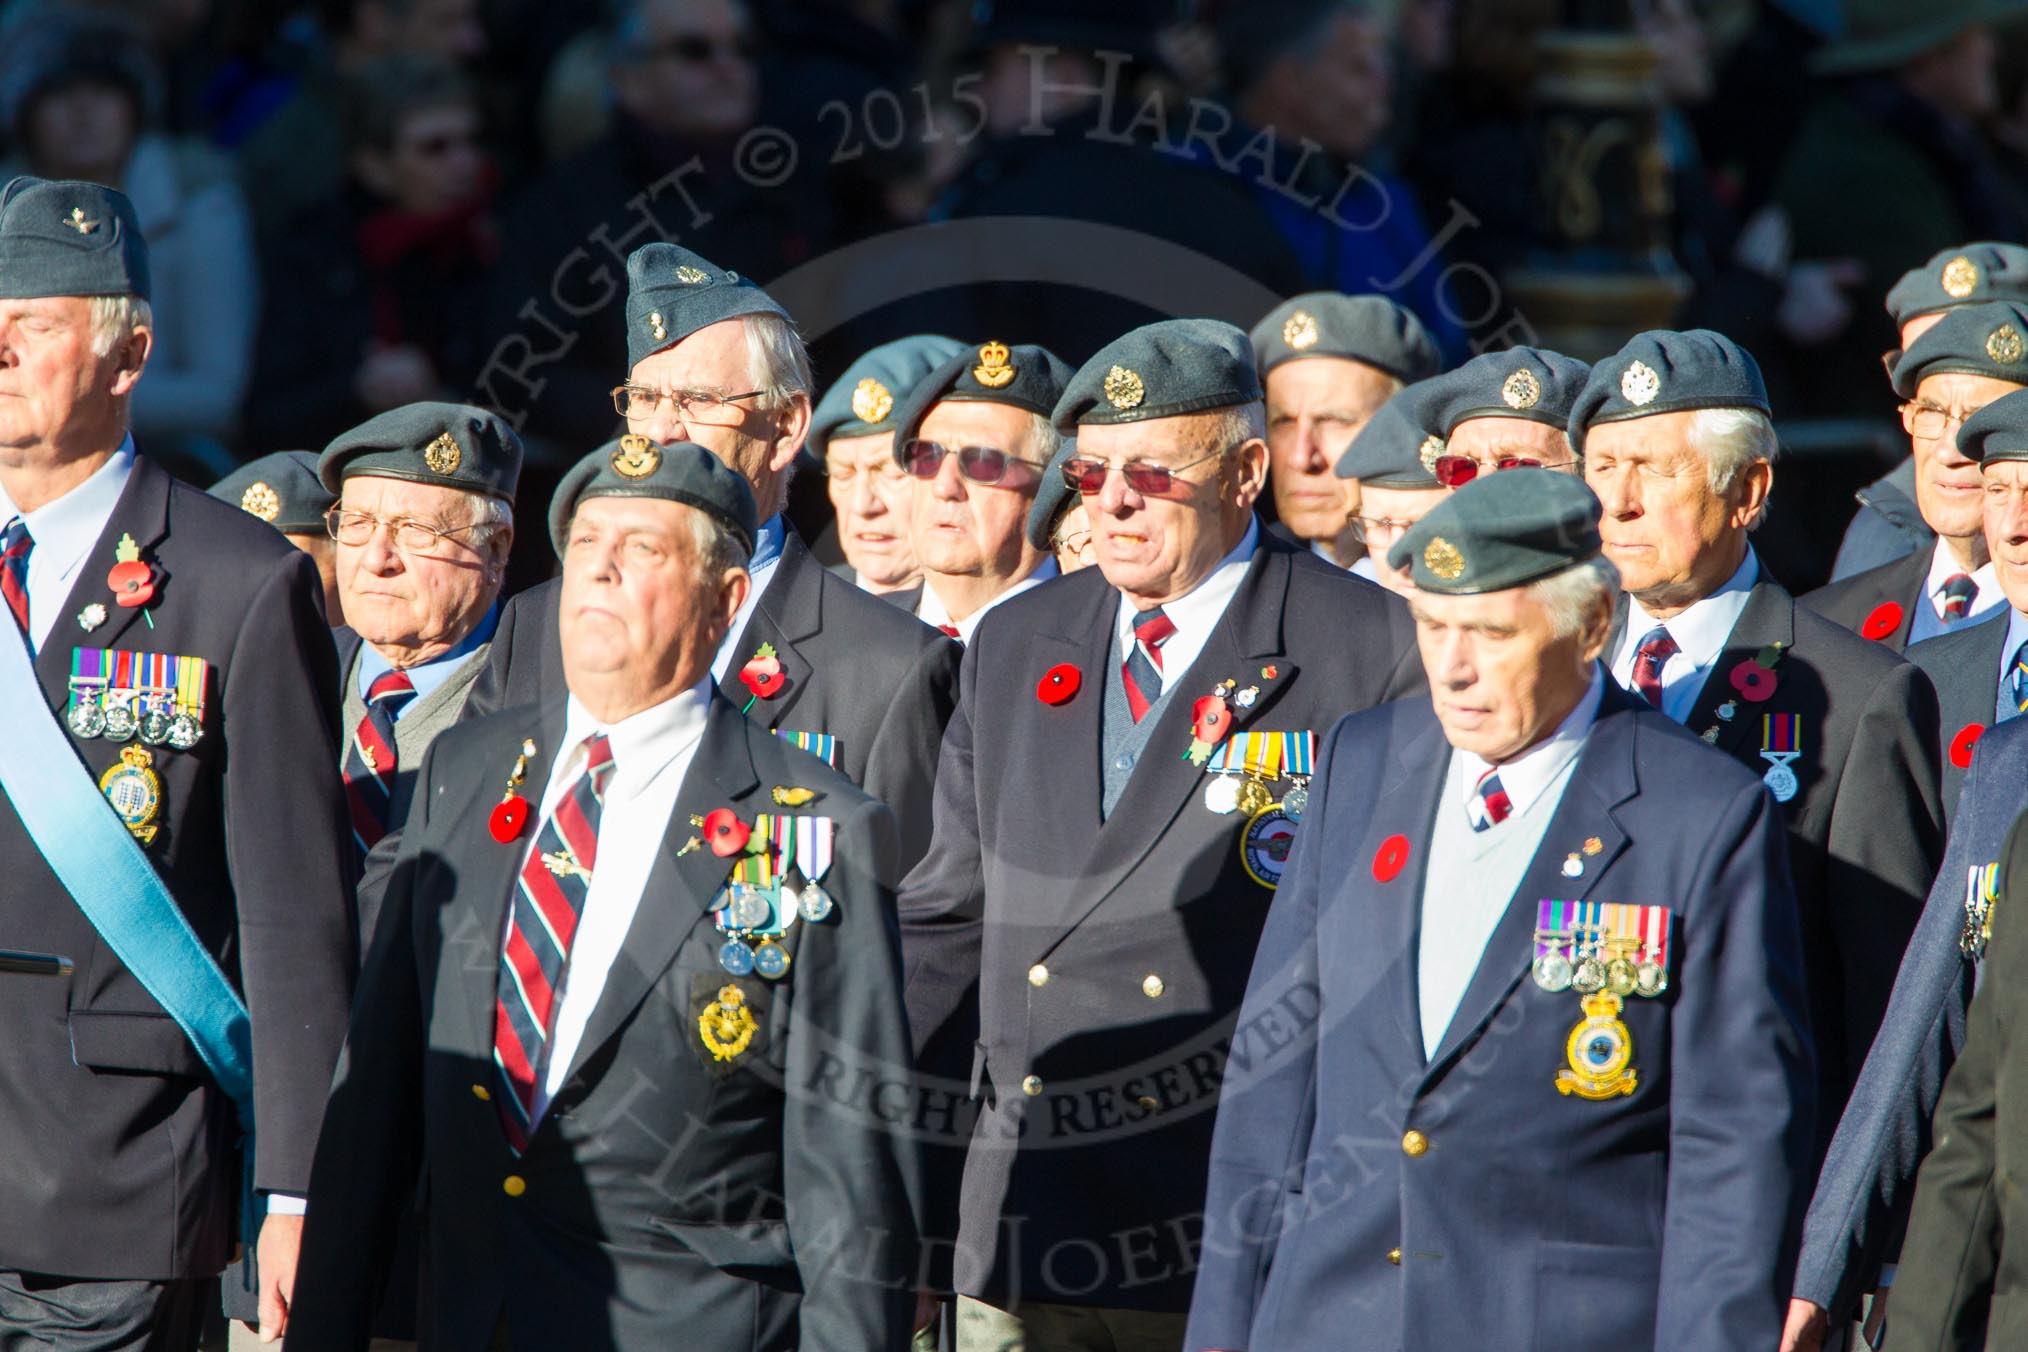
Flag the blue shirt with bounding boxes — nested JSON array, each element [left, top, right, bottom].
[[357, 601, 500, 716]]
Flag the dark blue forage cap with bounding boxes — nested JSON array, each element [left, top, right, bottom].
[[624, 242, 791, 371], [0, 176, 148, 300], [549, 436, 759, 559], [209, 451, 334, 534], [1886, 242, 2028, 327], [1889, 301, 2028, 397], [318, 401, 524, 502], [1249, 292, 1441, 383], [1390, 469, 1604, 594], [1567, 330, 1770, 454], [1420, 347, 1592, 435], [1334, 387, 1443, 489], [809, 334, 967, 459], [1027, 435, 1082, 550], [1052, 319, 1263, 432], [1953, 387, 2028, 466]]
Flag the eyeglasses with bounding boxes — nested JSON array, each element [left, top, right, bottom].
[[1901, 402, 1981, 440], [1059, 445, 1231, 496], [1431, 455, 1576, 488], [1346, 515, 1421, 545], [610, 384, 765, 424], [1052, 528, 1094, 558], [900, 439, 1045, 485], [325, 508, 491, 553]]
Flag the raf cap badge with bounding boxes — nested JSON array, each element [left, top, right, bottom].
[[647, 311, 668, 342], [1423, 537, 1466, 581], [1502, 368, 1541, 410], [1943, 255, 1980, 299], [1418, 435, 1445, 474], [240, 482, 281, 522], [65, 206, 98, 235], [851, 378, 893, 423], [1282, 310, 1320, 350], [611, 433, 661, 479], [1620, 360, 1661, 407], [424, 431, 462, 475], [1103, 365, 1145, 410], [1989, 323, 2025, 365], [973, 341, 1016, 388], [675, 265, 710, 285]]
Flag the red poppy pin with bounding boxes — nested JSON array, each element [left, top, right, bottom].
[[1951, 723, 1987, 769], [1860, 602, 1903, 641], [1037, 663, 1081, 705], [1185, 693, 1233, 766], [107, 533, 156, 615], [488, 738, 537, 842], [1373, 834, 1410, 882], [702, 807, 752, 857], [738, 642, 786, 712], [1728, 642, 1788, 705]]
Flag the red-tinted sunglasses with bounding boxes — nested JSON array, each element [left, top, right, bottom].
[[901, 439, 1044, 485], [1433, 454, 1549, 487], [1060, 445, 1229, 496]]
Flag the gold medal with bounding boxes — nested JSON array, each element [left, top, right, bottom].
[[1606, 958, 1637, 997], [1235, 776, 1274, 817], [1556, 992, 1638, 1100]]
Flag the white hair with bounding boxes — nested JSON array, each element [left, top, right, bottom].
[[88, 294, 152, 359], [1687, 407, 1779, 527], [743, 311, 813, 406], [1211, 401, 1268, 449], [688, 507, 750, 581], [467, 491, 514, 534], [1023, 411, 1063, 466], [1526, 555, 1621, 639]]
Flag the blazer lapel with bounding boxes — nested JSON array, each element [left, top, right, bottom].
[[1681, 579, 1795, 758], [560, 693, 763, 1086], [33, 456, 172, 705], [718, 531, 821, 731], [1423, 687, 1640, 1081], [1886, 548, 1930, 648], [1373, 713, 1452, 1063]]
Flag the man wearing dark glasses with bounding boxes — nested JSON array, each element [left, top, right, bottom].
[[891, 342, 1073, 644], [1576, 329, 1944, 1173], [1249, 292, 1440, 572], [1411, 346, 1592, 491], [900, 318, 1424, 1351]]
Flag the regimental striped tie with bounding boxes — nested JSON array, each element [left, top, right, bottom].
[[1470, 768, 1512, 832], [2010, 640, 2028, 720], [0, 517, 32, 640], [1630, 626, 1678, 709], [1121, 606, 1176, 722], [494, 733, 615, 1153], [342, 669, 418, 856], [1941, 573, 1978, 623]]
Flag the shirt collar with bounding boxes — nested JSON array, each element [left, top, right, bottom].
[[0, 435, 136, 587], [558, 676, 713, 798], [1623, 546, 1759, 671], [357, 599, 501, 701], [1455, 668, 1605, 819], [1113, 517, 1260, 654], [919, 557, 1058, 641], [1923, 537, 1998, 617]]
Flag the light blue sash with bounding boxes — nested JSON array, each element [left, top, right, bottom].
[[0, 627, 253, 1132]]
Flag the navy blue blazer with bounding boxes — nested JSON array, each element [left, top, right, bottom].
[[1793, 714, 2028, 1319], [1185, 680, 1814, 1352]]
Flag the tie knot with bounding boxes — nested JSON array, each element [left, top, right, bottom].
[[1942, 573, 1978, 618], [582, 732, 615, 780], [1, 518, 30, 556], [1473, 768, 1512, 829], [367, 669, 416, 705], [1133, 606, 1175, 648], [1635, 626, 1678, 662]]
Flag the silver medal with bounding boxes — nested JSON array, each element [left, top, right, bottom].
[[1280, 782, 1308, 820], [1532, 950, 1573, 992], [798, 880, 835, 922], [1762, 760, 1798, 803], [67, 696, 106, 739], [166, 713, 201, 750], [102, 701, 137, 742], [1202, 775, 1241, 815]]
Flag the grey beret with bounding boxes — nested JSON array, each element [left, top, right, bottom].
[[624, 242, 791, 372], [1250, 292, 1441, 383], [809, 334, 966, 459], [0, 176, 148, 301], [1026, 435, 1081, 550], [1053, 319, 1263, 431], [1953, 387, 2028, 466], [1889, 301, 2028, 398], [1421, 346, 1592, 435], [208, 451, 334, 534], [1334, 387, 1443, 489], [318, 401, 524, 502], [1389, 469, 1604, 595], [1886, 243, 2028, 326], [1567, 329, 1770, 453], [894, 340, 1076, 457], [549, 436, 759, 559]]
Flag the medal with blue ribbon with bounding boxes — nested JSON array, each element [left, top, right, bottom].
[[1535, 900, 1674, 1100], [1759, 713, 1801, 803], [1962, 861, 2002, 961]]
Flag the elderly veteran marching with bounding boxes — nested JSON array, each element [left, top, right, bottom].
[[0, 176, 355, 1345], [1574, 328, 1944, 1161], [1805, 300, 2028, 651], [811, 333, 965, 607], [1187, 470, 1814, 1352], [287, 439, 922, 1352], [898, 318, 1424, 1350], [1328, 390, 1444, 595], [209, 449, 341, 622], [1411, 345, 1591, 487], [1249, 292, 1440, 570], [466, 242, 959, 870]]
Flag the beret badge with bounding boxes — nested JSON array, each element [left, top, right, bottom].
[[851, 378, 893, 423], [1103, 365, 1146, 410], [1282, 310, 1320, 350], [1501, 368, 1541, 410], [973, 341, 1016, 388], [675, 266, 710, 285], [1418, 435, 1445, 474], [1423, 537, 1466, 581], [1943, 255, 1980, 300], [611, 433, 661, 479], [1989, 324, 2024, 365], [1620, 360, 1661, 407], [423, 432, 462, 474], [65, 207, 98, 235], [239, 482, 281, 522]]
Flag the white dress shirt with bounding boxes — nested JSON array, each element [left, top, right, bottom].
[[0, 437, 135, 651], [710, 514, 787, 683], [1111, 519, 1259, 687], [508, 680, 711, 1120], [917, 558, 1057, 644], [1908, 537, 2002, 646], [1610, 548, 1759, 724]]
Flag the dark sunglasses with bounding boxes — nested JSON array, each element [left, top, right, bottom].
[[1432, 454, 1573, 488], [1059, 445, 1229, 496], [901, 439, 1043, 485]]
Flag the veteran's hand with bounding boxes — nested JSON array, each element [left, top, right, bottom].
[[1782, 1296, 1829, 1352]]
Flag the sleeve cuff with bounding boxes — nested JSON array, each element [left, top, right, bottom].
[[264, 1192, 308, 1216]]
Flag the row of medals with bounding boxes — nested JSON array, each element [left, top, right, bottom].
[[1533, 934, 1668, 1000], [1204, 772, 1309, 819], [715, 875, 836, 980], [68, 691, 202, 751]]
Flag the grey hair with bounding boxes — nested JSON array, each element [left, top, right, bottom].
[[687, 507, 750, 583], [1526, 555, 1621, 639], [467, 492, 515, 535], [1687, 408, 1779, 527], [1209, 401, 1269, 449], [1023, 411, 1063, 466], [742, 311, 813, 406], [88, 294, 151, 359]]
